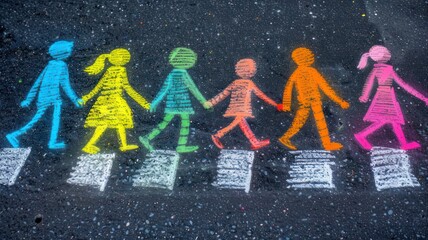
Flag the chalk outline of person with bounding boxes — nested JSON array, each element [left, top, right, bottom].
[[204, 58, 278, 150], [354, 45, 428, 150], [6, 41, 82, 149], [278, 47, 350, 151], [81, 48, 150, 154], [139, 47, 209, 153]]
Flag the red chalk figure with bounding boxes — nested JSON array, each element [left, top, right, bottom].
[[204, 59, 278, 150], [354, 45, 428, 150]]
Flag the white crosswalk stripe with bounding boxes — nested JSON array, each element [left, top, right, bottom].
[[370, 147, 420, 191], [213, 150, 254, 193], [0, 148, 31, 186], [67, 153, 115, 191], [133, 150, 180, 190], [287, 150, 336, 189]]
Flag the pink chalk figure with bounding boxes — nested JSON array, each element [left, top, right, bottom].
[[354, 45, 428, 150]]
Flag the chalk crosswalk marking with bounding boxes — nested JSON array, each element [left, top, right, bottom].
[[212, 150, 255, 193], [67, 153, 115, 191], [370, 147, 420, 191], [133, 150, 180, 190], [287, 150, 336, 189], [0, 148, 31, 186]]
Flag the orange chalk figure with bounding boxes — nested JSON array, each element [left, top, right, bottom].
[[205, 59, 278, 150], [278, 48, 350, 151]]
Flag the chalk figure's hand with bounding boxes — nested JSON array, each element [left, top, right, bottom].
[[20, 100, 30, 108], [149, 105, 157, 113], [81, 95, 90, 105], [76, 98, 84, 108], [203, 102, 212, 110], [359, 96, 368, 103], [282, 105, 291, 112], [276, 104, 283, 112], [340, 101, 350, 109]]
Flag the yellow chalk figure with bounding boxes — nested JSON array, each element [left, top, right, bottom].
[[81, 48, 150, 154]]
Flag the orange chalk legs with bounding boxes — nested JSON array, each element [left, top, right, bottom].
[[279, 103, 343, 151]]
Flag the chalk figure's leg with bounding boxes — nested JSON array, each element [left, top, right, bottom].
[[354, 121, 385, 150], [311, 103, 342, 151], [139, 114, 174, 152], [49, 102, 66, 149], [211, 117, 242, 149], [176, 114, 198, 153], [6, 106, 48, 148], [278, 107, 310, 150], [392, 123, 420, 150], [82, 126, 108, 154], [117, 125, 138, 152], [238, 118, 270, 150]]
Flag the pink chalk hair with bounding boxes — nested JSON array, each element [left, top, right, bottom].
[[357, 45, 391, 70]]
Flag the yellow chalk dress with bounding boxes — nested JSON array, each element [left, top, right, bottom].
[[83, 66, 149, 128]]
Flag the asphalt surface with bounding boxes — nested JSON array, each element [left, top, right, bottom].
[[0, 0, 427, 239]]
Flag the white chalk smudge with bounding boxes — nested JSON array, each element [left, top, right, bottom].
[[133, 150, 180, 190], [213, 150, 255, 193], [0, 148, 31, 186], [370, 147, 420, 191], [287, 150, 336, 189], [67, 153, 115, 191]]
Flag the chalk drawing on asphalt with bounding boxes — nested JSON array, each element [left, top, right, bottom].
[[67, 153, 115, 191], [133, 150, 180, 190], [0, 148, 31, 186], [212, 150, 255, 193], [370, 147, 420, 191], [287, 150, 336, 189]]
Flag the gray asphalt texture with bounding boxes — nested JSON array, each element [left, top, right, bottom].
[[0, 0, 427, 239]]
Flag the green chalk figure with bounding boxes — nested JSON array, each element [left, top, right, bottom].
[[139, 48, 209, 153]]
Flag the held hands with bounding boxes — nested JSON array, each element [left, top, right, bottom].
[[149, 105, 157, 113], [203, 101, 213, 110], [277, 104, 291, 112], [75, 98, 84, 108]]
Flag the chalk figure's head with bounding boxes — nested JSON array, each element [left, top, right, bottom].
[[49, 41, 74, 60], [291, 47, 314, 66], [85, 48, 131, 75], [235, 58, 257, 79], [357, 45, 391, 70], [169, 48, 197, 69], [109, 48, 131, 66]]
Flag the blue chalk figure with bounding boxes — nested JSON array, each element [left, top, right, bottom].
[[6, 41, 82, 149]]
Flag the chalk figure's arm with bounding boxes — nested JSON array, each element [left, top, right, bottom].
[[206, 83, 233, 108], [183, 71, 207, 105], [313, 68, 349, 109], [252, 82, 277, 107], [59, 64, 81, 107], [282, 74, 296, 111], [392, 70, 428, 105], [82, 70, 106, 104], [359, 70, 376, 103], [150, 73, 172, 112], [21, 65, 48, 107], [122, 69, 150, 110]]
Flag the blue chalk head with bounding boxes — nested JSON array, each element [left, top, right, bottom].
[[48, 41, 74, 60]]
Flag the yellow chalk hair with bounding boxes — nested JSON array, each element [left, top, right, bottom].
[[84, 54, 110, 75]]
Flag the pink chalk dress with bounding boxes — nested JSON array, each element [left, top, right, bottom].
[[362, 63, 405, 124]]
